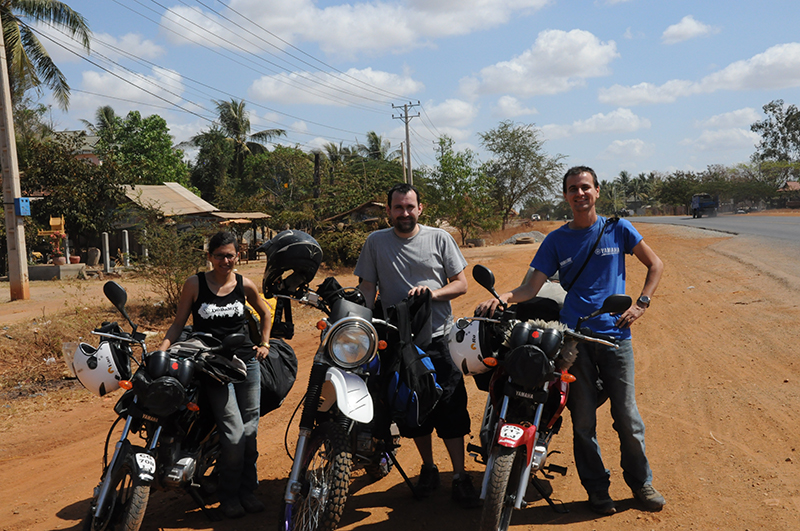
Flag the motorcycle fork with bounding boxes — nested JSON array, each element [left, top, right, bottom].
[[284, 362, 328, 509]]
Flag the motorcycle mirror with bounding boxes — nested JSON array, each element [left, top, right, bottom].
[[221, 333, 246, 351], [103, 281, 136, 330], [600, 294, 632, 315], [473, 265, 504, 302], [575, 294, 632, 331], [455, 317, 471, 330]]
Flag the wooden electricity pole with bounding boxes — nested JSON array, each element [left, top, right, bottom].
[[0, 34, 29, 300]]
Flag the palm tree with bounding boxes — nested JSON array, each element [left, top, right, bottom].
[[357, 131, 399, 161], [80, 105, 118, 136], [197, 99, 286, 186], [1, 0, 91, 110]]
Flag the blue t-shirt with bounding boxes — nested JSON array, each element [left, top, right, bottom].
[[530, 217, 642, 339]]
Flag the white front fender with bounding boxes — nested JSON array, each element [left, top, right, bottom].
[[318, 367, 374, 423]]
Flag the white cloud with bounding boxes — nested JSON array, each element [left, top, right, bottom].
[[662, 15, 720, 45], [540, 108, 649, 140], [78, 67, 186, 109], [571, 108, 650, 134], [598, 139, 654, 159], [462, 29, 618, 97], [695, 108, 760, 129], [421, 99, 478, 129], [492, 96, 538, 118], [249, 68, 424, 106], [92, 33, 165, 61], [599, 43, 800, 105], [161, 0, 550, 58], [680, 129, 760, 152]]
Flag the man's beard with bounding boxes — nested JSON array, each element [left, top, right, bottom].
[[393, 217, 417, 234]]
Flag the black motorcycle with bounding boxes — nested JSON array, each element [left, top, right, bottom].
[[81, 281, 246, 531]]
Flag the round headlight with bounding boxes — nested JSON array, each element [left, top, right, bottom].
[[326, 318, 377, 368]]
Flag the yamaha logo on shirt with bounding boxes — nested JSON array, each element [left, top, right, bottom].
[[595, 246, 620, 256]]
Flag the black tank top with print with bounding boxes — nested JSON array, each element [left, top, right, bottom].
[[191, 273, 255, 360]]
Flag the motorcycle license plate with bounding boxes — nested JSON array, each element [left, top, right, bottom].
[[136, 453, 156, 480]]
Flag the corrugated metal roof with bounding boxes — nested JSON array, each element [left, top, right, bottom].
[[125, 182, 218, 216]]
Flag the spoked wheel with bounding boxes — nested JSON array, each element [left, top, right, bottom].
[[479, 446, 526, 531], [291, 421, 352, 531], [83, 458, 150, 531]]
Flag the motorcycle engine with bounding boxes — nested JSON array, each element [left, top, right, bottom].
[[163, 454, 198, 488]]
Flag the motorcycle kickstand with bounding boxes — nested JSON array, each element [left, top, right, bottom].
[[187, 485, 223, 522], [385, 451, 421, 499], [530, 476, 568, 514]]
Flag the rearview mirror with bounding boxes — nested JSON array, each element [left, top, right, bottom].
[[472, 265, 496, 292], [600, 294, 632, 315], [222, 333, 246, 351]]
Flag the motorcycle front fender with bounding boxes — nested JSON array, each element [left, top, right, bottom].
[[496, 421, 537, 466], [318, 366, 374, 423]]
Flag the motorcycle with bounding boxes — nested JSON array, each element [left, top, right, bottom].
[[278, 277, 408, 531], [450, 265, 631, 531], [73, 281, 247, 531]]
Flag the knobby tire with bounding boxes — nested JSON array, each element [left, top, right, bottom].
[[292, 421, 352, 531], [83, 460, 150, 531], [479, 446, 525, 531]]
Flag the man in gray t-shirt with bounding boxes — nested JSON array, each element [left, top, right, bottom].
[[354, 183, 480, 509]]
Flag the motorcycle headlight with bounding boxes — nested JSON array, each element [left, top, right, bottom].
[[324, 317, 377, 369]]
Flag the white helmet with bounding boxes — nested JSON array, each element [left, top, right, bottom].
[[448, 319, 492, 376], [69, 342, 130, 397]]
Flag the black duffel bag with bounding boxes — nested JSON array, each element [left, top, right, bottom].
[[259, 338, 298, 415]]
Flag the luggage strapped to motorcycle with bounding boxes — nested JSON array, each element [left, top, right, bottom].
[[560, 216, 619, 292], [383, 291, 443, 430]]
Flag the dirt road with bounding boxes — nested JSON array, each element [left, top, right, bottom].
[[2, 222, 799, 531]]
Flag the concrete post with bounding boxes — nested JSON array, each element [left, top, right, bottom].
[[102, 232, 111, 273], [122, 230, 130, 267]]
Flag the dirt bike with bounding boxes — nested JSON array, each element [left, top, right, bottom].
[[279, 277, 412, 531], [75, 281, 247, 531], [452, 265, 631, 531]]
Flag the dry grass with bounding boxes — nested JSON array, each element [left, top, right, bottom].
[[0, 301, 171, 398]]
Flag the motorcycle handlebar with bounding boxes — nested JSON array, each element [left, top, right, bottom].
[[564, 329, 618, 349]]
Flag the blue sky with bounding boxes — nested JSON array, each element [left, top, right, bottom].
[[34, 0, 800, 188]]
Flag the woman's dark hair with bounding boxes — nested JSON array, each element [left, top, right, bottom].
[[208, 231, 238, 254]]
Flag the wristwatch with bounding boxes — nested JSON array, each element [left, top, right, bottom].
[[259, 341, 270, 348], [637, 295, 651, 308]]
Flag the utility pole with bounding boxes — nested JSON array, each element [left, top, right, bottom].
[[392, 102, 419, 185], [399, 142, 406, 181], [0, 33, 29, 300]]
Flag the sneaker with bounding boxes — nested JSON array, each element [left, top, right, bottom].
[[219, 499, 246, 519], [415, 464, 440, 497], [452, 474, 482, 509], [632, 484, 665, 511], [588, 491, 616, 515], [240, 492, 265, 514]]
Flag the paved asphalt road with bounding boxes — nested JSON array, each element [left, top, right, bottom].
[[627, 214, 800, 244]]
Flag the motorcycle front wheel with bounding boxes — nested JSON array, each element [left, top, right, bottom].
[[83, 457, 150, 531], [479, 446, 526, 531], [292, 421, 353, 531]]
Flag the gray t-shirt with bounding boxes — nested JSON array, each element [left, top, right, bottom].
[[354, 224, 468, 338]]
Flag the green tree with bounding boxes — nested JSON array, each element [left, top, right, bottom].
[[189, 125, 234, 202], [201, 99, 286, 190], [479, 121, 565, 229], [20, 134, 125, 241], [96, 110, 190, 187], [357, 131, 399, 161], [423, 136, 499, 244], [80, 105, 118, 136], [1, 0, 90, 109], [751, 99, 800, 162]]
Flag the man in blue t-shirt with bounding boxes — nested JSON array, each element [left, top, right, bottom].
[[477, 166, 665, 515]]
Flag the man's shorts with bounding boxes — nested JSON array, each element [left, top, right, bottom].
[[398, 336, 471, 440]]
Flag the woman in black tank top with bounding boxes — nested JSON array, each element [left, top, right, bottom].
[[159, 231, 273, 518]]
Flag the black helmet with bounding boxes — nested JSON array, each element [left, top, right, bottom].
[[258, 230, 323, 296]]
